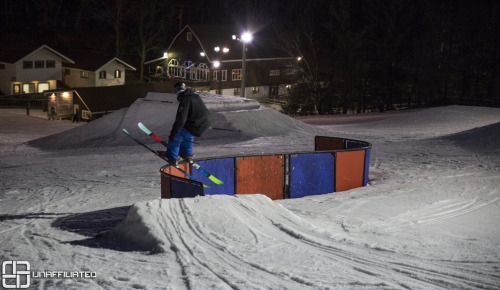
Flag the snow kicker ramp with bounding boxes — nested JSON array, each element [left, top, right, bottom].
[[28, 92, 324, 149], [104, 195, 491, 289]]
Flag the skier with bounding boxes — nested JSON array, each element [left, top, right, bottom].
[[163, 82, 210, 166]]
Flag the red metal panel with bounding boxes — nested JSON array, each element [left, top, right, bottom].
[[161, 173, 171, 199], [336, 151, 365, 192], [315, 137, 345, 151], [236, 155, 284, 200]]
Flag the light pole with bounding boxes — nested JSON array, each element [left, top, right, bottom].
[[214, 46, 229, 95], [240, 32, 252, 98]]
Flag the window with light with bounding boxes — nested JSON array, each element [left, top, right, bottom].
[[232, 69, 242, 80]]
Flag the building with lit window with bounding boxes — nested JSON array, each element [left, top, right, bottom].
[[145, 25, 301, 100], [0, 44, 139, 122], [0, 45, 74, 96], [62, 52, 136, 88], [0, 45, 136, 96]]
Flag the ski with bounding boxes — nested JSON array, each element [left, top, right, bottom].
[[122, 129, 206, 187], [138, 122, 169, 147], [137, 122, 224, 185]]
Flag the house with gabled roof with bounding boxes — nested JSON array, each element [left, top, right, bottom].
[[145, 24, 301, 100], [0, 44, 137, 96], [62, 51, 136, 88], [0, 44, 74, 95]]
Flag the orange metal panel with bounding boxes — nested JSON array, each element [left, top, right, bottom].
[[162, 164, 190, 179], [236, 155, 284, 200], [336, 151, 365, 192], [316, 137, 345, 151]]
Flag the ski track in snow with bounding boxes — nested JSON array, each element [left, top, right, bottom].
[[1, 105, 500, 289], [106, 196, 499, 289]]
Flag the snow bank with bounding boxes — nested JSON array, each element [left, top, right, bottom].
[[106, 195, 357, 288], [107, 194, 318, 254], [444, 121, 500, 155], [328, 105, 500, 141], [28, 92, 325, 150]]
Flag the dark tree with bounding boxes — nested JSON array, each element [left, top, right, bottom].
[[2, 0, 498, 112]]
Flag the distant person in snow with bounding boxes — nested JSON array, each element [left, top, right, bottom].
[[162, 82, 210, 166], [49, 107, 56, 120], [73, 109, 79, 123]]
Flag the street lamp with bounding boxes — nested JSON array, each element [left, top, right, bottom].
[[240, 31, 252, 98], [214, 46, 229, 95]]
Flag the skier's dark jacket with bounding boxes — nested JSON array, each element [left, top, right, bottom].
[[169, 89, 210, 140]]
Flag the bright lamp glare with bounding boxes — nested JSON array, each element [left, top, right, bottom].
[[241, 32, 252, 43], [214, 61, 220, 68]]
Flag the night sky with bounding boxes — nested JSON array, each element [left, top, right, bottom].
[[2, 0, 498, 109]]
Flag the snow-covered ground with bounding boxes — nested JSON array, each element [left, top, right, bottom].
[[1, 100, 499, 289]]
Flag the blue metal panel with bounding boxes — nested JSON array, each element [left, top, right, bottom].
[[290, 153, 335, 198], [170, 179, 204, 198], [346, 140, 366, 149], [364, 148, 371, 186], [192, 158, 235, 196]]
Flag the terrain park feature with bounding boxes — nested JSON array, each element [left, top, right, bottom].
[[160, 136, 371, 200]]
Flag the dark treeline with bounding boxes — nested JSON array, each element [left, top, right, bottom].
[[275, 0, 500, 114], [2, 0, 498, 113]]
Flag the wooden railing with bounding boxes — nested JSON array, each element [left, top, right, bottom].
[[0, 93, 45, 107]]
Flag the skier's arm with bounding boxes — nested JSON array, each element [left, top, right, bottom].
[[169, 97, 190, 140]]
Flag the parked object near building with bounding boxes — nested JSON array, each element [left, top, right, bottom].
[[46, 91, 74, 120]]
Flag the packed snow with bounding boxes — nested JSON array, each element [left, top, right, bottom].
[[1, 96, 499, 289]]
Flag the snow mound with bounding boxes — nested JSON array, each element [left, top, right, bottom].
[[374, 105, 500, 129], [107, 194, 320, 254], [28, 92, 324, 150], [443, 121, 500, 154], [328, 105, 500, 143]]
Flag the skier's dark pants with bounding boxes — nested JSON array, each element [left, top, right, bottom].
[[166, 128, 194, 161]]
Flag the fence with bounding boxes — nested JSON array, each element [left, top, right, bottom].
[[0, 93, 45, 107], [160, 136, 371, 200]]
